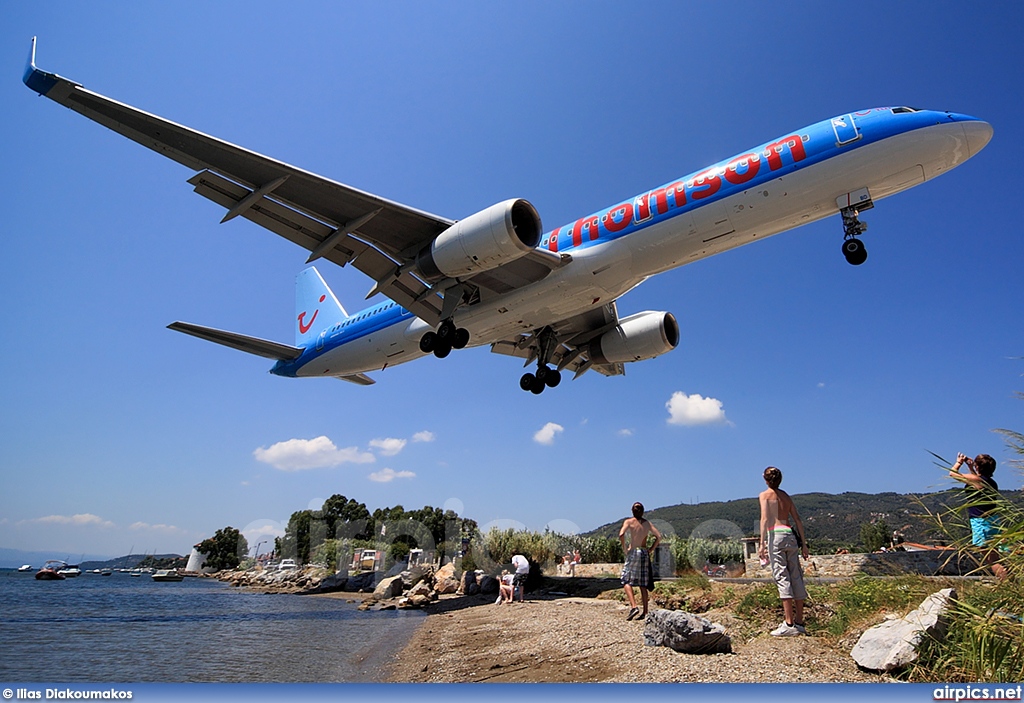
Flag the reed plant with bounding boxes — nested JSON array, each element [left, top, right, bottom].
[[909, 442, 1024, 682]]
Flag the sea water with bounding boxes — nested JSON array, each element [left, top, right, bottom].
[[0, 569, 423, 682]]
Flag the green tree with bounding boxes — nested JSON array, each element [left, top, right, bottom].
[[197, 526, 248, 571], [321, 494, 371, 540], [859, 519, 891, 552]]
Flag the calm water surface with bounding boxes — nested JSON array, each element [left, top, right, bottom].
[[0, 569, 423, 682]]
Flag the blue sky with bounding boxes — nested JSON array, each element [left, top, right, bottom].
[[2, 2, 1022, 559]]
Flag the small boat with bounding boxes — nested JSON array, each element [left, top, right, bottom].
[[17, 564, 33, 572], [151, 569, 184, 582], [35, 560, 68, 580], [57, 565, 82, 578]]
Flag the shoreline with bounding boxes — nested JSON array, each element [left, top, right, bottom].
[[384, 591, 888, 683]]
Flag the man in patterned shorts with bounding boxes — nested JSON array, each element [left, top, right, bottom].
[[618, 501, 661, 621]]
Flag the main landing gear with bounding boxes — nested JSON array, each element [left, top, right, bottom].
[[840, 205, 869, 266], [518, 325, 563, 394], [419, 319, 469, 359], [519, 365, 561, 395]]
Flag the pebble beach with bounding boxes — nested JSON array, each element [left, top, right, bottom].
[[385, 590, 890, 684]]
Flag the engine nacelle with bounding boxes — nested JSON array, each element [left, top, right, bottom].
[[415, 199, 542, 282], [589, 311, 680, 364]]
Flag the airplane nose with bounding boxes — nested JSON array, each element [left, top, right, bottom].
[[961, 120, 994, 158]]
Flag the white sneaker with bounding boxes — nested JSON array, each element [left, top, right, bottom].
[[770, 622, 801, 637]]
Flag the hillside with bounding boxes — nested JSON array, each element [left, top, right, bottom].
[[584, 489, 1024, 551]]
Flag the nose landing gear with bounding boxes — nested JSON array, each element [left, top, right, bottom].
[[419, 319, 470, 359], [840, 202, 871, 266]]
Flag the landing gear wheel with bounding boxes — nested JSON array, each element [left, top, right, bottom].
[[452, 327, 470, 350], [535, 365, 549, 384], [520, 373, 536, 392], [530, 377, 545, 394], [543, 368, 562, 388], [437, 319, 457, 343], [419, 331, 437, 354], [434, 341, 452, 359], [842, 238, 867, 266]]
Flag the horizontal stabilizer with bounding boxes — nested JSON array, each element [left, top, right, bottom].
[[168, 321, 303, 361]]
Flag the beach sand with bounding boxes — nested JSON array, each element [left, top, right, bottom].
[[385, 589, 888, 683]]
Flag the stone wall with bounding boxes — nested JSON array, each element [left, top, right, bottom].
[[743, 549, 970, 578]]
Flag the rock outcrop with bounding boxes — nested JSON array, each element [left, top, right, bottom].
[[642, 609, 732, 654], [851, 588, 957, 672]]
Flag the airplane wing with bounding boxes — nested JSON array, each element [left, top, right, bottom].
[[490, 303, 626, 379], [24, 39, 562, 324]]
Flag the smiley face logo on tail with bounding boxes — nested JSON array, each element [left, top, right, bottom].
[[298, 295, 326, 334]]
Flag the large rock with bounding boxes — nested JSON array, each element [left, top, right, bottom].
[[478, 575, 498, 594], [345, 571, 378, 592], [851, 588, 957, 672], [642, 609, 732, 654], [373, 575, 405, 600], [408, 581, 432, 598]]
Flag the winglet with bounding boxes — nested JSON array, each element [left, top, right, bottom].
[[23, 37, 79, 96]]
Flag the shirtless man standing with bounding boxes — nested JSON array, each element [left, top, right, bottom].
[[618, 502, 661, 621], [758, 466, 808, 636]]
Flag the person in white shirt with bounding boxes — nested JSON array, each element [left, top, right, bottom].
[[511, 554, 529, 602]]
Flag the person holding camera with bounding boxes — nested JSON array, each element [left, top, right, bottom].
[[951, 453, 1007, 580]]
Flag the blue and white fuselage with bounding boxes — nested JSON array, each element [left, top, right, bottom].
[[272, 107, 990, 383]]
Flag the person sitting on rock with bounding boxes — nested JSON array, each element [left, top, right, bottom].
[[498, 569, 514, 604]]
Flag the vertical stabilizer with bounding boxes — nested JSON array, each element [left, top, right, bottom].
[[295, 267, 348, 347]]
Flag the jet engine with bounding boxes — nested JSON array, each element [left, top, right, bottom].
[[415, 199, 542, 282], [589, 311, 679, 364]]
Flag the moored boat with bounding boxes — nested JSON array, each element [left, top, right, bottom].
[[17, 564, 33, 572], [151, 569, 184, 582], [35, 560, 68, 580], [57, 565, 82, 578]]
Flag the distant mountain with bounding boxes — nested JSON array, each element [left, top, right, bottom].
[[80, 554, 184, 570], [0, 547, 114, 569], [584, 489, 1024, 549]]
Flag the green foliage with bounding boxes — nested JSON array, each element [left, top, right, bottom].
[[655, 535, 744, 574], [809, 576, 932, 638], [859, 519, 892, 552], [481, 527, 557, 566], [197, 526, 248, 571], [388, 540, 411, 564]]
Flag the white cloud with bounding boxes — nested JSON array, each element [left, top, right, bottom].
[[253, 436, 375, 471], [33, 513, 115, 528], [817, 382, 826, 389], [533, 422, 564, 445], [368, 468, 416, 483], [666, 391, 729, 426], [412, 430, 435, 443], [617, 428, 634, 437], [370, 437, 408, 456], [130, 522, 185, 534]]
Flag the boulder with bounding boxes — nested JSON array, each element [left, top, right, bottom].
[[478, 575, 498, 594], [434, 563, 456, 587], [851, 588, 956, 672], [642, 609, 732, 654], [435, 577, 459, 595], [312, 572, 348, 594], [373, 575, 405, 600], [408, 581, 432, 598], [345, 571, 378, 592]]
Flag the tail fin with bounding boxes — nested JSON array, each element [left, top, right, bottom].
[[295, 267, 348, 347]]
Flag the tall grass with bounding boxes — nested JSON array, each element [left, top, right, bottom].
[[909, 425, 1024, 681]]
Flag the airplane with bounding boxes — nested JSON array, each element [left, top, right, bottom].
[[23, 38, 993, 394]]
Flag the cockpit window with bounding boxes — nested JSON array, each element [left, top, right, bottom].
[[891, 106, 921, 114]]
